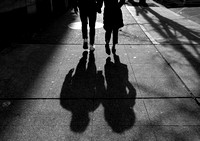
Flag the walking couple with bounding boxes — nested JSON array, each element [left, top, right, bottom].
[[73, 0, 125, 55]]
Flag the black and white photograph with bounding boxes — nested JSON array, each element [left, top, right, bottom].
[[0, 0, 200, 140]]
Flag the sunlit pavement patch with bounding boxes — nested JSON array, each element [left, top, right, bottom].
[[68, 21, 103, 30]]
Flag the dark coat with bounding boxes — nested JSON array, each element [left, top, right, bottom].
[[73, 0, 102, 12], [102, 0, 125, 30]]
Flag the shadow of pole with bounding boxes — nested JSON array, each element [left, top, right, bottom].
[[132, 5, 200, 100]]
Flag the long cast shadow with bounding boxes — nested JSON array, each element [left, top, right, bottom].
[[131, 4, 200, 98], [60, 51, 100, 133], [103, 54, 137, 133]]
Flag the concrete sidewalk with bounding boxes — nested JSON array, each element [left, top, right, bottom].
[[0, 0, 200, 140]]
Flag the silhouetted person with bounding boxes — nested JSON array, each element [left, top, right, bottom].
[[99, 0, 125, 55], [73, 0, 102, 51], [60, 51, 98, 133], [103, 55, 136, 133]]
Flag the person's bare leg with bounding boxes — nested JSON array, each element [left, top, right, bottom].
[[112, 28, 118, 54], [105, 29, 112, 55]]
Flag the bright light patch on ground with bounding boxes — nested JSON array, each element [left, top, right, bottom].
[[68, 22, 103, 30]]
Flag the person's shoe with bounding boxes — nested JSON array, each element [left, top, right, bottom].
[[105, 44, 110, 55], [90, 44, 95, 51], [83, 39, 88, 49]]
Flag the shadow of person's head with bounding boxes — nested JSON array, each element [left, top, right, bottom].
[[70, 106, 90, 133]]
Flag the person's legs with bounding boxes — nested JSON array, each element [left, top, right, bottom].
[[112, 28, 119, 54], [80, 10, 88, 39], [89, 10, 97, 45], [105, 28, 112, 44], [113, 28, 118, 45], [80, 9, 88, 49], [105, 28, 112, 55], [88, 10, 97, 50]]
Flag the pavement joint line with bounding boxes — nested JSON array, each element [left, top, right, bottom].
[[126, 5, 160, 45], [8, 43, 159, 46], [167, 8, 184, 17], [188, 13, 200, 18], [150, 125, 200, 126], [176, 7, 186, 14], [0, 97, 198, 100]]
